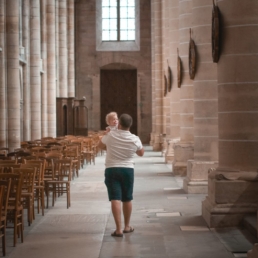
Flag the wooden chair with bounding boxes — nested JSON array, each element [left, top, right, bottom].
[[0, 173, 24, 247], [82, 138, 95, 165], [0, 179, 11, 256], [0, 164, 21, 174], [22, 160, 45, 216], [63, 145, 80, 178], [13, 168, 36, 226], [45, 159, 73, 209]]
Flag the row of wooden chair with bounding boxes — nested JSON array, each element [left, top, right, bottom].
[[0, 132, 104, 255]]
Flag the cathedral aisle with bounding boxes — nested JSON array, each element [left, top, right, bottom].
[[4, 146, 252, 258]]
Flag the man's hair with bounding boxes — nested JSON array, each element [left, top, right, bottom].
[[119, 114, 133, 129], [105, 112, 118, 125]]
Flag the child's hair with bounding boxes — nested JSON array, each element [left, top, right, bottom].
[[105, 112, 118, 125]]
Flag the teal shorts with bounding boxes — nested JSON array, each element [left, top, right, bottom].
[[104, 167, 134, 202]]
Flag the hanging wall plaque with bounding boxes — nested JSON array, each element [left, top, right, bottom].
[[212, 0, 220, 63], [188, 28, 196, 80], [177, 48, 181, 88], [167, 60, 172, 92], [164, 73, 168, 97]]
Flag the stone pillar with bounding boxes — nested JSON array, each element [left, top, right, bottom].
[[172, 0, 194, 176], [151, 0, 163, 151], [6, 0, 21, 150], [0, 0, 7, 147], [47, 0, 56, 137], [22, 0, 31, 141], [67, 0, 75, 97], [55, 0, 59, 97], [202, 0, 258, 227], [41, 0, 48, 137], [30, 0, 41, 140], [164, 0, 180, 163], [59, 0, 68, 97], [183, 0, 219, 193]]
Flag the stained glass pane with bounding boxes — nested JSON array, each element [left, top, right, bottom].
[[120, 0, 127, 7], [109, 7, 117, 18], [102, 7, 110, 18], [102, 31, 110, 40], [128, 7, 135, 18], [127, 30, 135, 40], [120, 7, 128, 18], [102, 0, 109, 7], [110, 0, 117, 7], [120, 30, 127, 40], [120, 19, 127, 30], [110, 19, 117, 30], [102, 19, 110, 30], [127, 19, 135, 29], [110, 30, 117, 40], [128, 0, 135, 7]]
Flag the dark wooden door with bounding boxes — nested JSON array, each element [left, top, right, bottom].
[[100, 69, 137, 135]]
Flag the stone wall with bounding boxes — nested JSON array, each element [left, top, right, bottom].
[[75, 0, 152, 144]]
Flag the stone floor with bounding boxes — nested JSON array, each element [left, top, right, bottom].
[[2, 146, 256, 258]]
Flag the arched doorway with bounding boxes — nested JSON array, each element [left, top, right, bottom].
[[100, 63, 137, 135]]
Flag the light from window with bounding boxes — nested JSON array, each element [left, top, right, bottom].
[[102, 0, 135, 41]]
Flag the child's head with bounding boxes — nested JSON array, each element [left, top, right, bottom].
[[106, 112, 118, 127]]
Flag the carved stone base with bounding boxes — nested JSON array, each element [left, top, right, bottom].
[[247, 243, 258, 258], [172, 142, 194, 176], [152, 133, 162, 151], [165, 138, 180, 164], [183, 178, 208, 194], [183, 160, 218, 193], [202, 169, 258, 228]]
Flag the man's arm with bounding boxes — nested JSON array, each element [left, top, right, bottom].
[[136, 147, 144, 156], [98, 139, 107, 151]]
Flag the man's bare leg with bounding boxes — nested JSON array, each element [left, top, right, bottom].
[[123, 201, 133, 231], [111, 200, 123, 234]]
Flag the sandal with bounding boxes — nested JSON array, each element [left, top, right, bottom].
[[123, 226, 134, 233], [111, 230, 123, 237]]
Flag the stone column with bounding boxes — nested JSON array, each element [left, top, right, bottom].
[[164, 0, 180, 163], [0, 0, 7, 147], [172, 0, 194, 176], [183, 0, 218, 193], [41, 0, 48, 137], [55, 0, 59, 96], [202, 0, 258, 227], [30, 0, 41, 140], [22, 0, 31, 141], [151, 0, 164, 151], [6, 0, 21, 150], [58, 0, 68, 97], [46, 0, 56, 137], [67, 0, 75, 97]]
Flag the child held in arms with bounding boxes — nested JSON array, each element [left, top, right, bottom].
[[105, 112, 119, 133]]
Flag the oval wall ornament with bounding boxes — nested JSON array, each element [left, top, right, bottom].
[[164, 73, 168, 97], [177, 48, 181, 88], [212, 0, 220, 63], [167, 60, 172, 92], [188, 29, 196, 80]]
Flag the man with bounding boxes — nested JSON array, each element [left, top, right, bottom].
[[98, 113, 144, 237]]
